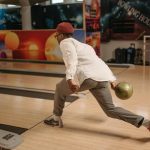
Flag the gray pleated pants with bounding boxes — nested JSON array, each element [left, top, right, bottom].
[[53, 78, 144, 127]]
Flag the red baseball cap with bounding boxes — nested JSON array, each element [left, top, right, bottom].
[[56, 22, 74, 34]]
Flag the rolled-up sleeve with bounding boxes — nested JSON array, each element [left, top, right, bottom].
[[60, 41, 78, 80]]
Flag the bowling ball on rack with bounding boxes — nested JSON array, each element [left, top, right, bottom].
[[115, 82, 133, 100]]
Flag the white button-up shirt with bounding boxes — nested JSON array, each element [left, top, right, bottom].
[[60, 38, 116, 85]]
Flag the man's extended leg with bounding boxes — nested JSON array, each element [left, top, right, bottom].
[[90, 81, 144, 128]]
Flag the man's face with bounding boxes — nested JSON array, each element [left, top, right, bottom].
[[55, 32, 63, 44]]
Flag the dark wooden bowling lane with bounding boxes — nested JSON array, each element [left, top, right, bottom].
[[0, 94, 54, 129], [0, 61, 129, 91], [0, 61, 65, 73], [0, 73, 62, 90]]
